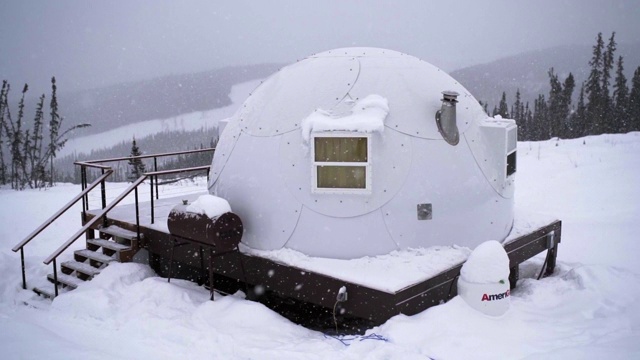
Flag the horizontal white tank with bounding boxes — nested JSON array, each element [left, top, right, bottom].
[[208, 48, 516, 259]]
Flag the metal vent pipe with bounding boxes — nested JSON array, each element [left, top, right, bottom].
[[435, 90, 460, 146]]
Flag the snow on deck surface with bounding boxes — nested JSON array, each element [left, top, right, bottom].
[[1, 132, 640, 359], [96, 183, 556, 293], [241, 207, 556, 293]]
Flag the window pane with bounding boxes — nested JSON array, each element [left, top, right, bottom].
[[507, 151, 516, 176], [317, 166, 366, 189], [314, 137, 367, 162]]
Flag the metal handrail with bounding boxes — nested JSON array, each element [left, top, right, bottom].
[[73, 162, 113, 216], [11, 170, 114, 291], [14, 146, 213, 296], [73, 162, 112, 170], [11, 170, 113, 253], [76, 147, 215, 204], [79, 148, 215, 165], [43, 165, 211, 265], [43, 176, 146, 265]]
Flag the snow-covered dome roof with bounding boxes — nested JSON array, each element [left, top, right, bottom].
[[209, 47, 516, 259], [235, 47, 485, 139]]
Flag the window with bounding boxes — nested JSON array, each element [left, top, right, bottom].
[[506, 151, 516, 177], [506, 126, 517, 177], [312, 134, 371, 193]]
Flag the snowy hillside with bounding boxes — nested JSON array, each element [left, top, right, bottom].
[[57, 79, 262, 158], [1, 133, 639, 359]]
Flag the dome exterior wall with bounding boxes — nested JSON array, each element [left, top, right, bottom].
[[209, 48, 515, 259]]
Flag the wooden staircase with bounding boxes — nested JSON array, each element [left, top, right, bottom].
[[33, 225, 142, 299]]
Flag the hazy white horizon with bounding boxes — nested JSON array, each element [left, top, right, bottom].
[[1, 0, 639, 95]]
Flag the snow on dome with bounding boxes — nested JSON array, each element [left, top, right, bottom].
[[460, 240, 510, 284], [301, 94, 388, 142], [185, 194, 231, 218]]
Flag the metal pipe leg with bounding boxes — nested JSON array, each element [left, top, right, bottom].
[[209, 249, 214, 301], [168, 239, 176, 283]]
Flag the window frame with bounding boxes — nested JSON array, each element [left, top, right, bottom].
[[310, 132, 372, 194]]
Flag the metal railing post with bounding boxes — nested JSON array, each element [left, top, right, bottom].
[[135, 186, 141, 240], [101, 169, 107, 209], [53, 259, 58, 297], [20, 248, 26, 290], [81, 165, 88, 213], [154, 157, 159, 200], [150, 178, 155, 224], [101, 169, 108, 228]]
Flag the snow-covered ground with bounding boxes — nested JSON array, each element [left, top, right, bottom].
[[1, 132, 639, 359]]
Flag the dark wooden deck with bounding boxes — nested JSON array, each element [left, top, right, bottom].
[[86, 197, 562, 327]]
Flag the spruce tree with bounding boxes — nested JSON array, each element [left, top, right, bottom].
[[497, 92, 509, 118], [612, 56, 629, 132], [6, 84, 29, 189], [628, 67, 640, 132], [585, 32, 605, 135], [491, 105, 498, 117], [30, 94, 46, 187], [128, 137, 146, 181], [22, 128, 32, 188], [547, 68, 563, 138], [48, 77, 60, 186], [560, 73, 575, 138], [16, 84, 30, 188], [0, 80, 7, 184], [512, 89, 526, 140], [1, 78, 88, 189], [478, 100, 489, 115], [523, 102, 533, 140], [511, 89, 524, 122], [532, 94, 548, 141], [572, 84, 588, 137], [602, 32, 617, 133]]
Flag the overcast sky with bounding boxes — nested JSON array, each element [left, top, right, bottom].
[[1, 0, 638, 95]]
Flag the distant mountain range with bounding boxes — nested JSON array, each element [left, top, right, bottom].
[[9, 63, 282, 137], [59, 63, 283, 135], [450, 42, 640, 110], [9, 44, 639, 139], [8, 43, 640, 170]]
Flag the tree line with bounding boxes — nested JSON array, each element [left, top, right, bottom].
[[0, 77, 90, 189], [54, 128, 218, 184], [126, 137, 215, 184], [486, 32, 640, 141]]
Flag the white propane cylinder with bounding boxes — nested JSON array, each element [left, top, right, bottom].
[[457, 241, 511, 316]]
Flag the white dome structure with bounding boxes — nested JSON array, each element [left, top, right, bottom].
[[208, 48, 517, 259]]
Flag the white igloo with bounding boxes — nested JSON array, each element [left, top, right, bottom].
[[208, 47, 517, 260]]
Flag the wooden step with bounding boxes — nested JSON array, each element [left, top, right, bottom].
[[33, 284, 70, 299], [61, 260, 102, 278], [99, 225, 141, 241], [47, 273, 85, 289], [75, 249, 115, 264], [86, 238, 137, 262], [87, 238, 130, 252]]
